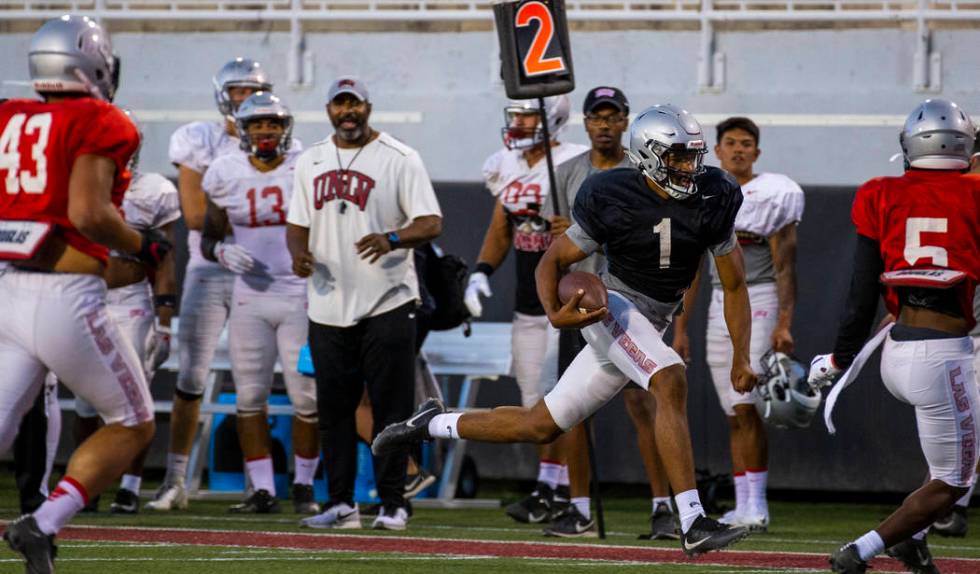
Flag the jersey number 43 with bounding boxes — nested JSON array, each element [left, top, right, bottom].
[[0, 113, 52, 195]]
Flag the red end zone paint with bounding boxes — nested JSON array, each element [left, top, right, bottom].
[[56, 525, 980, 573]]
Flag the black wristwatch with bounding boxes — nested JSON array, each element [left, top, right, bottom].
[[386, 231, 401, 249]]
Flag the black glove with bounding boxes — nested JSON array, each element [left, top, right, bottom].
[[136, 228, 172, 267]]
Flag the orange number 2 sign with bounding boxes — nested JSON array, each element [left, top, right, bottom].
[[515, 1, 567, 77]]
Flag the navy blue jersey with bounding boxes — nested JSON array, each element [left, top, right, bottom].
[[572, 166, 742, 303]]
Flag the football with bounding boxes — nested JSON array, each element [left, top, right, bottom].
[[558, 271, 608, 312]]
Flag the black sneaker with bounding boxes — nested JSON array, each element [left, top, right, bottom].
[[3, 515, 56, 574], [372, 399, 445, 456], [829, 544, 868, 574], [505, 482, 553, 524], [80, 494, 100, 513], [680, 515, 749, 556], [551, 485, 571, 514], [109, 488, 140, 515], [543, 505, 596, 538], [639, 502, 681, 540], [931, 505, 968, 538], [228, 489, 281, 514], [291, 484, 320, 514], [404, 469, 436, 499], [886, 537, 940, 574]]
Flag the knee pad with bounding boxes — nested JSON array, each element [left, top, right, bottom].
[[294, 412, 319, 425], [236, 410, 265, 419], [175, 380, 206, 400], [235, 384, 269, 413]]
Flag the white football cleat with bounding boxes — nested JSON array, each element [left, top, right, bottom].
[[145, 481, 188, 511], [740, 512, 770, 533], [372, 505, 409, 531], [300, 502, 361, 529], [718, 509, 744, 526]]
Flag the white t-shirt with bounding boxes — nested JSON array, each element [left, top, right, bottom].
[[287, 132, 442, 327], [709, 171, 805, 287], [203, 150, 307, 297], [169, 121, 242, 270]]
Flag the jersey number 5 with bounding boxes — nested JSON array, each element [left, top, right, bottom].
[[0, 113, 52, 195], [247, 186, 287, 227], [653, 218, 671, 269], [904, 217, 948, 267]]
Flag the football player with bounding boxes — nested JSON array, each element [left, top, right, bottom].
[[201, 93, 319, 514], [0, 16, 170, 572], [674, 117, 804, 531], [375, 105, 755, 556], [464, 95, 588, 524], [542, 87, 679, 539], [71, 110, 180, 514], [930, 133, 980, 539], [810, 99, 980, 574], [148, 57, 272, 511]]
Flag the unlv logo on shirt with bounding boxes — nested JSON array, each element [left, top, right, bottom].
[[312, 169, 376, 212]]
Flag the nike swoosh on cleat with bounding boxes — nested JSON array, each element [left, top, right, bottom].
[[527, 512, 546, 522], [575, 522, 593, 533], [337, 511, 357, 521], [683, 537, 710, 551], [405, 408, 439, 429]]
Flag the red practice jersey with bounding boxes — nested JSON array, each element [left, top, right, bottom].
[[0, 97, 139, 263], [851, 170, 980, 327]]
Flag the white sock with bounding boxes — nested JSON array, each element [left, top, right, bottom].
[[956, 475, 977, 507], [653, 496, 673, 513], [912, 527, 928, 541], [746, 468, 768, 515], [34, 477, 87, 535], [733, 473, 748, 513], [537, 461, 561, 489], [675, 489, 705, 533], [166, 453, 189, 485], [294, 455, 318, 486], [557, 465, 570, 488], [428, 413, 463, 439], [245, 457, 276, 496], [854, 530, 885, 562], [120, 474, 142, 495], [572, 497, 591, 520]]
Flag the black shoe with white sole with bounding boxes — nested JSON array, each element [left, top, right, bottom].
[[931, 505, 968, 538], [680, 515, 749, 556], [829, 544, 868, 573], [885, 537, 940, 574], [543, 505, 596, 538], [3, 515, 56, 574], [110, 488, 140, 515], [639, 502, 681, 540], [228, 489, 281, 514], [504, 482, 553, 524], [372, 399, 445, 456]]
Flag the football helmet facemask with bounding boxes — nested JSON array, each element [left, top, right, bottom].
[[235, 92, 293, 161], [502, 95, 570, 150], [755, 350, 822, 429], [626, 104, 707, 200]]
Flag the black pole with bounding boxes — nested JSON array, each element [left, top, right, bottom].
[[537, 97, 561, 213]]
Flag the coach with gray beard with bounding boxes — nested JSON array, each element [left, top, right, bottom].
[[286, 76, 443, 530]]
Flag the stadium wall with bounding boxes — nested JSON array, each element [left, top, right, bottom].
[[1, 24, 979, 185]]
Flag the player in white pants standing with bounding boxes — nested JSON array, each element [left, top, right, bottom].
[[201, 93, 319, 514], [465, 96, 587, 524], [674, 117, 803, 531], [73, 121, 181, 513], [148, 58, 272, 511]]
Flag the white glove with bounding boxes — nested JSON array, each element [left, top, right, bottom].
[[215, 242, 254, 274], [808, 353, 843, 389], [464, 271, 492, 318], [143, 325, 172, 377]]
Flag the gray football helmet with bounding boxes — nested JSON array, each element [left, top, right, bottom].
[[120, 107, 143, 171], [213, 58, 273, 121], [502, 94, 570, 150], [626, 104, 707, 200], [235, 92, 293, 160], [29, 16, 120, 101], [900, 98, 976, 170], [755, 350, 822, 429]]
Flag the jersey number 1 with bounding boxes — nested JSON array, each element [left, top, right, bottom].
[[653, 218, 671, 269], [0, 113, 52, 195]]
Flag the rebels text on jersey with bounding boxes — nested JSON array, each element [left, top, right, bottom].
[[0, 98, 139, 263], [204, 149, 306, 296], [852, 170, 980, 327], [573, 166, 742, 303]]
